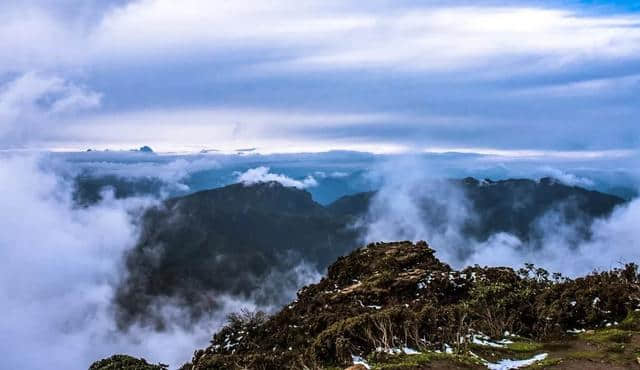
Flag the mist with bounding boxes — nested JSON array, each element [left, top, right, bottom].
[[360, 156, 640, 277], [0, 154, 236, 370]]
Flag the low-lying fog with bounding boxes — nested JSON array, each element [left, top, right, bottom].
[[1, 151, 638, 369]]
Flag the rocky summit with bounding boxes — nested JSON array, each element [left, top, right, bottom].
[[95, 241, 640, 369]]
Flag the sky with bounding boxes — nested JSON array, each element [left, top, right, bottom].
[[0, 0, 639, 157], [1, 3, 640, 368]]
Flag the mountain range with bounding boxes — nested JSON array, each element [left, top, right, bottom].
[[114, 178, 624, 329]]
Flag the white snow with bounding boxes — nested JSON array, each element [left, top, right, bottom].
[[486, 353, 548, 370], [402, 347, 421, 355], [444, 343, 454, 354], [377, 347, 423, 355], [471, 334, 508, 348], [351, 355, 371, 369]]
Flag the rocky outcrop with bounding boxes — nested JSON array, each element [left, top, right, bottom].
[[89, 355, 167, 370], [182, 241, 640, 369]]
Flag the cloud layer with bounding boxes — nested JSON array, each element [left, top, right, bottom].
[[0, 150, 637, 369], [0, 1, 639, 153], [0, 154, 227, 369], [360, 156, 640, 277], [0, 72, 101, 143]]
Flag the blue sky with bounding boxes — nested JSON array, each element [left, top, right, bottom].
[[0, 0, 639, 158]]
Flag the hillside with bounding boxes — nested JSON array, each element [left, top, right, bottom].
[[114, 179, 624, 329], [115, 181, 359, 329], [95, 241, 640, 369]]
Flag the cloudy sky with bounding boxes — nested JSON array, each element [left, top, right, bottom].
[[2, 3, 640, 368], [1, 0, 639, 156]]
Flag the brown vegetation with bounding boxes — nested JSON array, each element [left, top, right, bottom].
[[180, 241, 640, 369]]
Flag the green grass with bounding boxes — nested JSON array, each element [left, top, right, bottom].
[[506, 341, 544, 353], [619, 310, 640, 330], [368, 352, 484, 369], [525, 357, 563, 368], [580, 328, 632, 344]]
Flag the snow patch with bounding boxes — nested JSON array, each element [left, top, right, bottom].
[[486, 353, 548, 370], [351, 355, 370, 369], [402, 347, 421, 355]]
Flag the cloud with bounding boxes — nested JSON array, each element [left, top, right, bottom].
[[512, 74, 640, 97], [266, 7, 640, 74], [538, 166, 594, 187], [0, 2, 639, 153], [72, 154, 221, 191], [0, 71, 100, 118], [464, 197, 640, 276], [0, 72, 101, 143], [359, 156, 640, 277], [4, 2, 640, 81], [358, 156, 475, 263], [315, 170, 350, 179], [18, 1, 637, 74], [0, 153, 326, 369], [235, 166, 318, 189], [423, 147, 637, 161], [0, 149, 636, 369], [44, 107, 394, 151], [0, 154, 155, 370]]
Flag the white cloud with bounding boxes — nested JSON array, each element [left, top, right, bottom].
[[43, 107, 395, 152], [221, 5, 640, 74], [75, 155, 220, 190], [513, 74, 640, 97], [360, 157, 473, 264], [92, 3, 640, 73], [538, 166, 594, 187], [359, 156, 640, 277], [0, 153, 324, 370], [315, 171, 350, 179], [0, 154, 155, 370], [1, 2, 639, 152], [465, 198, 640, 276], [0, 72, 101, 140], [235, 166, 318, 189], [90, 0, 374, 58], [3, 2, 640, 75], [423, 147, 637, 161], [0, 7, 83, 72]]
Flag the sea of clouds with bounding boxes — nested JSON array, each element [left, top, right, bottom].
[[0, 151, 638, 369]]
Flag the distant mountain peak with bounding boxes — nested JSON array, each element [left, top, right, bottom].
[[167, 181, 322, 216]]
